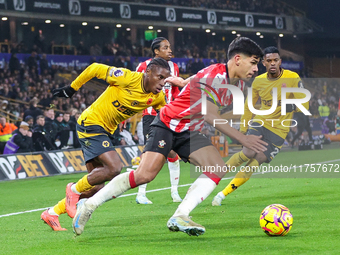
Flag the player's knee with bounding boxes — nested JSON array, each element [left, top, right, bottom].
[[167, 150, 177, 158], [243, 148, 256, 159], [106, 163, 123, 180]]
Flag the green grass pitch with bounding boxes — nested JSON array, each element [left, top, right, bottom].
[[1, 145, 340, 255]]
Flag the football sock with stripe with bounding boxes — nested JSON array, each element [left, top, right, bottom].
[[221, 158, 259, 196], [173, 173, 219, 217]]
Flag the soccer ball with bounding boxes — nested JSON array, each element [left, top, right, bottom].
[[259, 204, 293, 236], [131, 156, 141, 166]]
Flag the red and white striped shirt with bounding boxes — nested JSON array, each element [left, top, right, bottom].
[[136, 58, 180, 116], [160, 63, 244, 132]]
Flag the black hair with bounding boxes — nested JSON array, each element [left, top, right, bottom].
[[227, 37, 263, 60], [263, 46, 280, 56], [151, 37, 168, 56], [25, 115, 34, 121], [146, 58, 170, 72]]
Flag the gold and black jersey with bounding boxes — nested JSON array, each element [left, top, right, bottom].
[[71, 63, 166, 134], [240, 69, 309, 139]]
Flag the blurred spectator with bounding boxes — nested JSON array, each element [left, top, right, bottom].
[[23, 97, 43, 124], [136, 120, 144, 145], [32, 115, 57, 151], [53, 112, 70, 149], [40, 53, 49, 74], [124, 56, 133, 70], [324, 113, 337, 135], [119, 122, 136, 146], [9, 53, 21, 75], [25, 115, 34, 129], [0, 115, 18, 153], [34, 30, 46, 53], [318, 102, 330, 117], [68, 110, 81, 148], [132, 58, 140, 71], [186, 59, 194, 74], [44, 108, 56, 143], [77, 41, 88, 55], [290, 112, 313, 147], [90, 44, 102, 56], [27, 51, 38, 71], [3, 121, 33, 154]]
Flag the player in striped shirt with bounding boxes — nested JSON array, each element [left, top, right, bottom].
[[135, 37, 182, 204], [72, 37, 268, 237]]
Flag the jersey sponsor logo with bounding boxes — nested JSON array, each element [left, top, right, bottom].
[[102, 141, 110, 148], [131, 100, 139, 106], [113, 69, 124, 77], [69, 0, 81, 15], [158, 140, 166, 148], [147, 98, 153, 105], [112, 100, 137, 116]]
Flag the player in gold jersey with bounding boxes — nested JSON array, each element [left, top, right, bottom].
[[212, 46, 309, 206], [41, 58, 171, 230]]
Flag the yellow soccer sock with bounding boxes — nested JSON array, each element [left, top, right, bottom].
[[221, 158, 259, 196], [75, 174, 95, 193], [53, 198, 66, 215], [225, 151, 250, 169]]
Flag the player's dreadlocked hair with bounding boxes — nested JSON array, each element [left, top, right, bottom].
[[146, 57, 170, 72], [263, 46, 280, 56], [227, 37, 263, 60], [151, 37, 168, 56]]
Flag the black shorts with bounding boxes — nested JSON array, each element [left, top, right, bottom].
[[144, 115, 212, 162], [77, 124, 117, 163], [247, 126, 284, 162], [142, 115, 156, 144]]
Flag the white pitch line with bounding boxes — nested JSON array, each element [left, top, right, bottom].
[[1, 158, 339, 218]]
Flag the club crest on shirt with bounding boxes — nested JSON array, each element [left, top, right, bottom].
[[102, 141, 110, 147], [113, 69, 124, 77], [158, 140, 166, 148], [131, 100, 139, 106]]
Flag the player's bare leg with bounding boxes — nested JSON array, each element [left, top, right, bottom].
[[66, 151, 123, 218], [167, 145, 226, 236], [72, 151, 166, 235], [136, 149, 181, 204]]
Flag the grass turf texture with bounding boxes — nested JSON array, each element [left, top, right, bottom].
[[0, 145, 340, 255]]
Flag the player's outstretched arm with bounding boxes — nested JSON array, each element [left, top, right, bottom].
[[204, 100, 267, 153], [53, 63, 111, 98], [165, 74, 195, 88]]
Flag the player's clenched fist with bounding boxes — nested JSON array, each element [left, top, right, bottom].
[[52, 86, 76, 98]]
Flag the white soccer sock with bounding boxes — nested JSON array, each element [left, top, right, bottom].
[[172, 174, 217, 217], [137, 184, 147, 196], [48, 207, 59, 216], [71, 184, 81, 195], [86, 172, 131, 209], [168, 160, 180, 193]]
